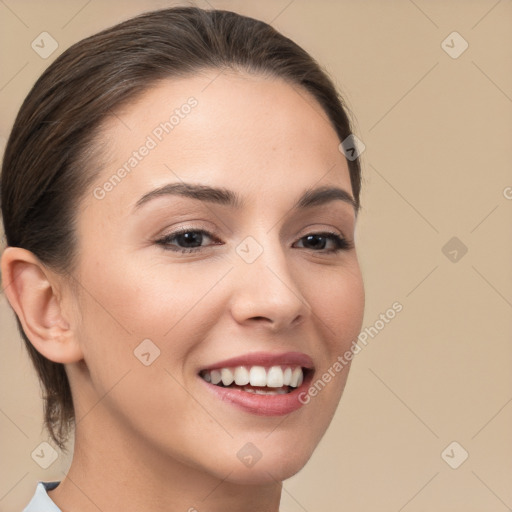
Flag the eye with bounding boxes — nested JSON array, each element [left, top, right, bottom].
[[294, 232, 352, 253], [155, 228, 222, 253], [155, 228, 352, 255]]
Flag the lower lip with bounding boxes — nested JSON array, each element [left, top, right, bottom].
[[199, 371, 314, 416]]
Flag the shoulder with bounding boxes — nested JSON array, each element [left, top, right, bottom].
[[22, 481, 61, 512]]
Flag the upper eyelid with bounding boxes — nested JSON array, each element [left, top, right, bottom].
[[157, 227, 346, 239], [149, 204, 353, 240]]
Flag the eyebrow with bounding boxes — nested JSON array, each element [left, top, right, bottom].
[[133, 182, 358, 212]]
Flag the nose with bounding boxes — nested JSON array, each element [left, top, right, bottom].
[[229, 237, 311, 332]]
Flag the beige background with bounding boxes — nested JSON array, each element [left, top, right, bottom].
[[1, 0, 511, 510]]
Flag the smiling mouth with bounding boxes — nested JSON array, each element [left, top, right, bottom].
[[199, 365, 310, 395]]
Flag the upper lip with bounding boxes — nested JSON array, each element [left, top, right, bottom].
[[199, 351, 315, 372]]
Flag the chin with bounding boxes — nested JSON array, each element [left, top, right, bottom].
[[222, 460, 308, 486], [206, 438, 317, 486]]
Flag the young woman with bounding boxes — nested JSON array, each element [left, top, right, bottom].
[[1, 6, 365, 511]]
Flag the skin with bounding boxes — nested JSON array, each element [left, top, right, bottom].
[[2, 70, 365, 512]]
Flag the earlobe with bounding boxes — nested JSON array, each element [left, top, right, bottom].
[[1, 246, 83, 364]]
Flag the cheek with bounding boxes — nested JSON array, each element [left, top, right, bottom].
[[307, 260, 365, 349], [71, 254, 230, 446], [302, 261, 364, 405], [74, 253, 232, 375]]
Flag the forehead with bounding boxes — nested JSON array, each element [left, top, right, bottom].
[[82, 70, 351, 218]]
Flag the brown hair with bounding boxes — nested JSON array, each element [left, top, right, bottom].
[[0, 6, 362, 450]]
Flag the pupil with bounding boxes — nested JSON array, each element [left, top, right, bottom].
[[305, 234, 325, 249], [179, 232, 202, 248]]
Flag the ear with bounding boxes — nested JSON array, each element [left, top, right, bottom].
[[1, 246, 83, 364]]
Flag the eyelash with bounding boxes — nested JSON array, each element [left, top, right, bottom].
[[155, 228, 353, 254]]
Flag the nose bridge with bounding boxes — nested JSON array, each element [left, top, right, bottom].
[[229, 231, 309, 329]]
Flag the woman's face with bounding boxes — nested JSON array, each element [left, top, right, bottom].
[[69, 70, 365, 483]]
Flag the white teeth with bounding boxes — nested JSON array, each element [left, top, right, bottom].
[[201, 365, 306, 389], [267, 366, 284, 387], [221, 368, 234, 386], [234, 366, 250, 385], [249, 366, 267, 387], [290, 367, 303, 387], [210, 369, 222, 385]]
